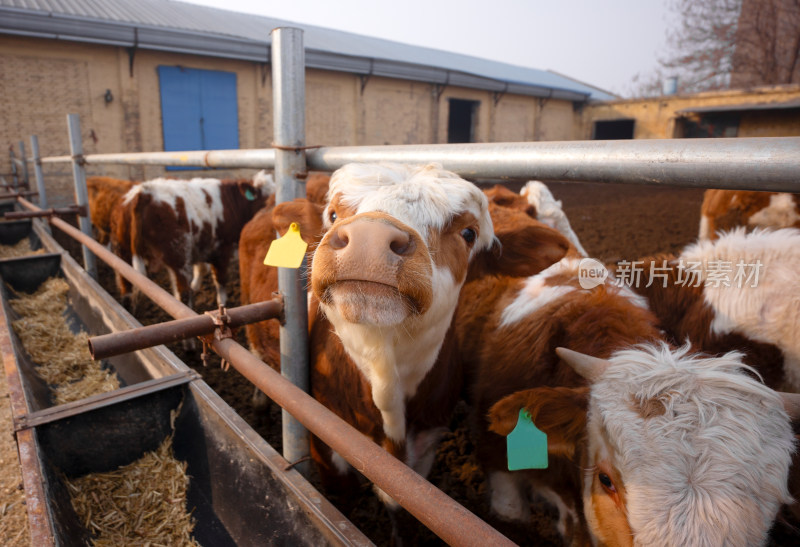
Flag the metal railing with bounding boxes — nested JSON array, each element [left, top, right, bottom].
[[7, 24, 800, 546]]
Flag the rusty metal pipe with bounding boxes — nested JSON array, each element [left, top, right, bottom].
[[17, 197, 195, 322], [210, 336, 515, 547], [88, 300, 283, 360], [4, 205, 80, 220]]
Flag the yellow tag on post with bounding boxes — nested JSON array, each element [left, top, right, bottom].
[[264, 223, 308, 269]]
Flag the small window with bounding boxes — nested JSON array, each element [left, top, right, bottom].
[[448, 99, 479, 143], [593, 119, 635, 140], [157, 66, 239, 169], [679, 114, 739, 138]]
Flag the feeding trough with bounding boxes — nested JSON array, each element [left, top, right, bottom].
[[0, 220, 371, 546]]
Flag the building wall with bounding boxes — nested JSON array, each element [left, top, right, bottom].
[[582, 85, 800, 140], [1, 34, 580, 205]]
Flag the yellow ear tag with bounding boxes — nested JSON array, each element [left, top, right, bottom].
[[264, 223, 308, 268]]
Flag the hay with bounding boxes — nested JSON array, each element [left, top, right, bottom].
[[8, 277, 120, 405], [66, 436, 200, 546], [0, 239, 44, 259]]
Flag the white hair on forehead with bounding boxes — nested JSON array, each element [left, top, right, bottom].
[[326, 162, 494, 251], [252, 169, 276, 194], [591, 342, 794, 546]]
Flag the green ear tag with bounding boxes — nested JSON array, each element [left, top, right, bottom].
[[264, 223, 308, 268], [245, 188, 256, 201], [507, 409, 548, 471]]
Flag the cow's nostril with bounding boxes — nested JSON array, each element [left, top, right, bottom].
[[389, 232, 413, 256], [329, 227, 349, 250]]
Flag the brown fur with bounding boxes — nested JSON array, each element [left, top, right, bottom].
[[484, 184, 537, 218], [238, 197, 325, 369], [700, 189, 800, 240], [87, 176, 137, 245]]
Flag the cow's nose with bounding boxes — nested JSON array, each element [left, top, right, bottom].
[[331, 219, 414, 257]]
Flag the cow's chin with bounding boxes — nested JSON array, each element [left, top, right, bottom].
[[328, 280, 413, 326]]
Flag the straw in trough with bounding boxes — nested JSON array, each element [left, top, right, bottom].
[[67, 436, 200, 546]]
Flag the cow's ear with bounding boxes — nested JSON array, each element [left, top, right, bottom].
[[488, 386, 588, 459], [470, 222, 571, 280]]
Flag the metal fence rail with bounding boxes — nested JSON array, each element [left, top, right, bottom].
[[31, 137, 800, 192]]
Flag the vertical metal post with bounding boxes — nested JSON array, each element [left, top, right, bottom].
[[272, 27, 310, 476], [67, 114, 98, 279], [30, 136, 51, 234], [9, 146, 18, 189], [18, 140, 29, 187], [29, 136, 47, 208]]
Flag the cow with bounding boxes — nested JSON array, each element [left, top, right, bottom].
[[117, 170, 274, 310], [456, 255, 798, 545], [699, 189, 800, 240], [629, 227, 800, 393], [86, 176, 137, 246], [520, 180, 587, 256]]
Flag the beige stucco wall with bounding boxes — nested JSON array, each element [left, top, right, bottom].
[[583, 85, 800, 139], [1, 34, 582, 205]]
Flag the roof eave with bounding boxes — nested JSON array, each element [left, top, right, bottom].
[[0, 7, 590, 102]]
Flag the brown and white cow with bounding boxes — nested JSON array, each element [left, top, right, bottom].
[[630, 227, 800, 393], [86, 176, 137, 246], [119, 171, 274, 310], [457, 256, 797, 546], [699, 189, 800, 240]]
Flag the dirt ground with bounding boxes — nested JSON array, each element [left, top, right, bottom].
[[1, 180, 796, 545]]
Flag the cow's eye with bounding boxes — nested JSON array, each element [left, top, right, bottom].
[[329, 210, 338, 223], [460, 227, 477, 245], [598, 472, 616, 493]]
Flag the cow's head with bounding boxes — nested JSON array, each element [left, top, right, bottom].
[[489, 343, 796, 546], [311, 163, 493, 329], [236, 170, 276, 208]]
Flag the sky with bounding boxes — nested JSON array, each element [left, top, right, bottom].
[[180, 0, 677, 97]]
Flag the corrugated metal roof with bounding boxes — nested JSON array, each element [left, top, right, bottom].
[[0, 0, 617, 101]]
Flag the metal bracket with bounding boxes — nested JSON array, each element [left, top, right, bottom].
[[200, 305, 235, 370], [126, 28, 138, 77], [493, 83, 509, 107]]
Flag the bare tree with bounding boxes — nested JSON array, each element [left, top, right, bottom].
[[661, 0, 742, 92], [731, 0, 800, 87]]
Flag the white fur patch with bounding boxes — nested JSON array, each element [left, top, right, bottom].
[[500, 258, 581, 327], [489, 471, 529, 521], [748, 193, 800, 230], [586, 343, 794, 546], [331, 451, 351, 475], [521, 180, 588, 256], [680, 227, 800, 390]]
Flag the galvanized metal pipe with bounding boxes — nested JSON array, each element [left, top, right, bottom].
[[40, 148, 276, 169], [17, 195, 512, 545], [272, 26, 311, 478], [17, 140, 29, 187], [88, 300, 283, 360], [30, 136, 50, 219], [8, 146, 18, 188], [4, 205, 80, 220], [305, 137, 800, 192], [66, 114, 97, 279], [210, 336, 515, 547], [36, 138, 800, 191]]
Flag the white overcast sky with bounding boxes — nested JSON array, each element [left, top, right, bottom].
[[180, 0, 676, 96]]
